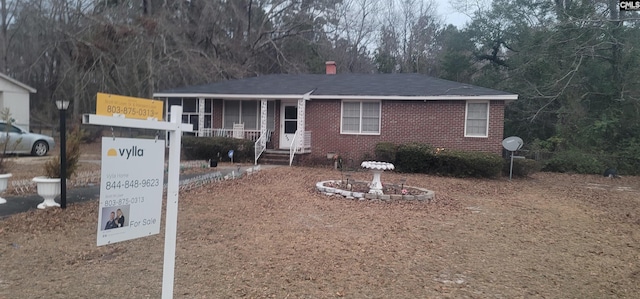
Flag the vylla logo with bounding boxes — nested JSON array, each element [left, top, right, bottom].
[[619, 1, 640, 10], [106, 146, 145, 159]]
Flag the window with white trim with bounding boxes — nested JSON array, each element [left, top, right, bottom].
[[341, 101, 381, 134], [465, 101, 489, 137]]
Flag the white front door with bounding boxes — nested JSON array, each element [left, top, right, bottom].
[[279, 102, 298, 149]]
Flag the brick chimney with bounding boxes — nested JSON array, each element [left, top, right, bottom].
[[325, 61, 336, 75]]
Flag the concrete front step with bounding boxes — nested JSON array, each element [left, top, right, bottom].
[[259, 150, 295, 165], [260, 158, 291, 165]]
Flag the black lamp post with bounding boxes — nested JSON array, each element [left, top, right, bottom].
[[56, 100, 70, 209]]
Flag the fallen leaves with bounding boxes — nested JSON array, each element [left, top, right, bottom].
[[1, 167, 640, 298]]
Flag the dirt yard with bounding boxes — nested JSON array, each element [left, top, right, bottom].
[[1, 149, 640, 298]]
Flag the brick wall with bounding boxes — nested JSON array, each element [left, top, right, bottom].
[[302, 99, 505, 164]]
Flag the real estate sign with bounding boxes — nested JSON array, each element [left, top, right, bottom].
[[96, 92, 164, 120], [97, 137, 165, 246]]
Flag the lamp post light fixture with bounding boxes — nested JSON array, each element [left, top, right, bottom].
[[56, 100, 70, 209]]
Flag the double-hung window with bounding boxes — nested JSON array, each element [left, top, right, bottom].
[[465, 101, 489, 137], [341, 101, 381, 134]]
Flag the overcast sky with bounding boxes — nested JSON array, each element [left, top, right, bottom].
[[434, 0, 474, 28]]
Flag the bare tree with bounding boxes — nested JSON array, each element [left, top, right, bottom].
[[1, 0, 22, 73], [376, 0, 442, 73], [326, 0, 379, 72]]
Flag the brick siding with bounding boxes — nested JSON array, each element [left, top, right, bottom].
[[299, 99, 505, 164]]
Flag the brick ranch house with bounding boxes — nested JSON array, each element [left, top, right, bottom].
[[153, 62, 518, 165]]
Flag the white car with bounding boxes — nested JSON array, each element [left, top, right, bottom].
[[0, 122, 55, 156]]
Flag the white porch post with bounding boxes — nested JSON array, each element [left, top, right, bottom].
[[260, 99, 267, 147], [197, 98, 205, 136], [297, 97, 306, 151]]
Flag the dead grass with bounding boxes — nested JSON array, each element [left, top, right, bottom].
[[1, 165, 640, 298]]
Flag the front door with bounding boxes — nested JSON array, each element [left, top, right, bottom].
[[279, 102, 298, 149]]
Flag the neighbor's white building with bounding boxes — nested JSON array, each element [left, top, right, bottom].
[[0, 73, 36, 130]]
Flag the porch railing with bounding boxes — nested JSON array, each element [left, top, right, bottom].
[[303, 131, 311, 151], [289, 131, 311, 166], [289, 130, 301, 166], [254, 133, 268, 165], [199, 128, 263, 142]]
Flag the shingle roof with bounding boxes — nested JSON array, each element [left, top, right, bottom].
[[157, 73, 515, 97]]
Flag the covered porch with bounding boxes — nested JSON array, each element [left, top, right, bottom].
[[156, 96, 311, 164]]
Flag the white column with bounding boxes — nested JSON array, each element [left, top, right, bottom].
[[297, 98, 305, 150], [197, 98, 205, 136], [260, 100, 267, 147]]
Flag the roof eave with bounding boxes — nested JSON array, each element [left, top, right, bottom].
[[154, 92, 518, 101], [153, 93, 306, 99], [0, 73, 37, 93], [309, 95, 519, 101]]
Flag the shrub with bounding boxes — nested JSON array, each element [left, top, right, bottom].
[[615, 156, 640, 176], [182, 136, 254, 163], [360, 152, 374, 163], [503, 158, 541, 177], [44, 127, 82, 178], [374, 142, 397, 163], [435, 150, 504, 178], [80, 127, 103, 143], [395, 143, 503, 178], [0, 108, 16, 173], [542, 150, 603, 174], [615, 138, 640, 176], [395, 143, 434, 173]]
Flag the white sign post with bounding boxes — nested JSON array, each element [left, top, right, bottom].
[[97, 137, 165, 245], [83, 105, 192, 299]]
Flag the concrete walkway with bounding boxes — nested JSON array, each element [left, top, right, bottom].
[[0, 164, 271, 219]]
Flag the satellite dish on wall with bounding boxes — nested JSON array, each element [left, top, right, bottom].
[[502, 136, 524, 181], [502, 136, 524, 152]]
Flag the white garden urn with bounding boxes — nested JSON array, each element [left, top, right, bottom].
[[0, 173, 12, 204], [32, 176, 61, 209]]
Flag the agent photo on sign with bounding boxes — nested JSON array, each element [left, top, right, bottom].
[[115, 208, 125, 228], [100, 205, 131, 231], [104, 211, 118, 230]]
